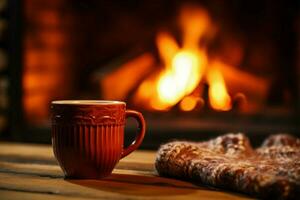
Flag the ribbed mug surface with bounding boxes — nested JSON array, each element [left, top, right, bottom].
[[51, 101, 126, 178]]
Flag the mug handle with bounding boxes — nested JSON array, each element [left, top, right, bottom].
[[121, 110, 146, 159]]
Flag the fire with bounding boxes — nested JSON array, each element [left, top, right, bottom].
[[133, 5, 233, 111], [134, 6, 209, 110], [207, 65, 232, 111], [156, 50, 204, 108], [154, 31, 205, 109]]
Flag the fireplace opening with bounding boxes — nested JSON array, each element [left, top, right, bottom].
[[100, 5, 271, 113], [4, 0, 300, 148]]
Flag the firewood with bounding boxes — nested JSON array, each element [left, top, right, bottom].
[[99, 53, 155, 100], [210, 60, 271, 106]]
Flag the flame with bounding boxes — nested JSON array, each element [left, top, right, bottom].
[[179, 6, 211, 50], [156, 50, 204, 108], [134, 6, 210, 110], [133, 5, 233, 112], [156, 32, 179, 66], [207, 65, 231, 111]]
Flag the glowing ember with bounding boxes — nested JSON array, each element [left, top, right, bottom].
[[180, 96, 198, 111]]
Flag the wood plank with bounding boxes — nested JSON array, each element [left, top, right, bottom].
[[0, 142, 156, 165], [0, 161, 154, 178], [0, 172, 254, 200], [0, 161, 63, 178], [0, 154, 154, 173], [0, 190, 96, 200], [0, 143, 156, 174], [0, 142, 54, 160]]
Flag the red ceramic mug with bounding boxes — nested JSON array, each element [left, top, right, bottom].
[[51, 100, 146, 179]]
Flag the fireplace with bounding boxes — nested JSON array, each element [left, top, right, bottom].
[[5, 0, 300, 148]]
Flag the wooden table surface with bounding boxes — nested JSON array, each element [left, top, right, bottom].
[[0, 142, 254, 200]]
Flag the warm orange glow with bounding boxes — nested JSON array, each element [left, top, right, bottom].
[[156, 50, 204, 108], [132, 5, 237, 112], [134, 6, 210, 111], [172, 51, 203, 94], [180, 96, 198, 111], [101, 53, 154, 100], [23, 5, 72, 124], [156, 32, 179, 66], [179, 5, 211, 50], [207, 66, 232, 111]]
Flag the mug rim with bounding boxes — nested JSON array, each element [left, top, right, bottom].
[[51, 100, 125, 105]]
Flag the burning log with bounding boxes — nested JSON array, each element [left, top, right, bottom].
[[209, 60, 271, 112], [99, 53, 155, 101]]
